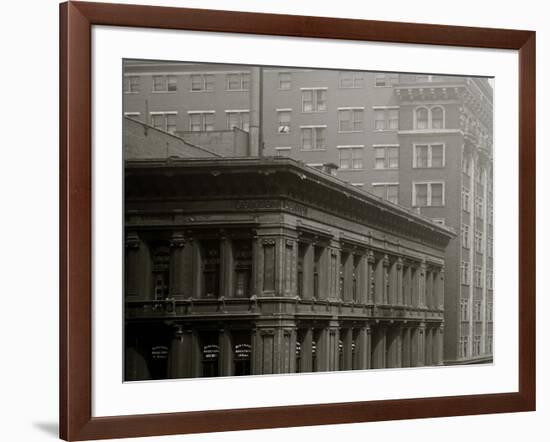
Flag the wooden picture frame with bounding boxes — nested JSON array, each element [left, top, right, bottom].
[[59, 1, 536, 440]]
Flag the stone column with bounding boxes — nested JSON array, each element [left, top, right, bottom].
[[401, 327, 412, 368], [357, 254, 367, 305], [425, 327, 433, 365], [438, 268, 445, 310], [260, 238, 277, 295], [192, 239, 202, 298], [343, 253, 354, 303], [367, 251, 375, 304], [383, 255, 390, 304], [301, 328, 313, 372], [169, 231, 187, 299], [219, 328, 232, 376], [372, 325, 387, 369], [302, 242, 314, 300], [356, 326, 369, 370], [168, 324, 192, 379], [415, 323, 426, 367], [396, 258, 404, 305], [418, 260, 427, 308], [437, 324, 445, 365], [342, 328, 353, 370], [125, 232, 141, 297]]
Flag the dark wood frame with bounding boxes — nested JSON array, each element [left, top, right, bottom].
[[59, 1, 536, 440]]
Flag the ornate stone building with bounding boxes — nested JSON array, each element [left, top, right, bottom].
[[124, 157, 454, 380]]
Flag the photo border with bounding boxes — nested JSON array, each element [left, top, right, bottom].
[[60, 1, 536, 440]]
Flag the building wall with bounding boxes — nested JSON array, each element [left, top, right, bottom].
[[124, 159, 453, 380], [123, 62, 493, 363]]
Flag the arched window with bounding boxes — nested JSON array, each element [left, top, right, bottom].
[[431, 106, 444, 129], [415, 107, 429, 129]]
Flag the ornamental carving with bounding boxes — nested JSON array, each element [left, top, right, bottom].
[[125, 233, 140, 249], [262, 238, 276, 246]]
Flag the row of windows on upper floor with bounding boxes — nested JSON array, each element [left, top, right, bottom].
[[125, 105, 448, 138], [460, 261, 493, 289], [312, 181, 446, 208], [459, 335, 493, 358], [460, 299, 494, 323], [123, 72, 417, 94], [278, 143, 446, 170], [461, 224, 493, 256]]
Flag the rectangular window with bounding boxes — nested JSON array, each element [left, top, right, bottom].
[[338, 147, 363, 170], [338, 108, 364, 132], [488, 272, 494, 290], [474, 266, 483, 288], [374, 146, 399, 169], [460, 336, 469, 358], [339, 72, 364, 88], [301, 127, 326, 150], [152, 75, 177, 92], [373, 184, 399, 205], [414, 143, 445, 168], [226, 72, 250, 91], [374, 73, 399, 87], [462, 187, 471, 212], [150, 112, 178, 134], [277, 110, 291, 133], [124, 76, 140, 93], [461, 224, 470, 249], [188, 111, 215, 132], [474, 231, 483, 254], [488, 301, 494, 321], [278, 72, 292, 90], [473, 335, 481, 356], [226, 110, 250, 131], [190, 74, 215, 92], [461, 261, 470, 285], [373, 107, 399, 130], [462, 155, 471, 175], [475, 196, 484, 219], [474, 300, 482, 321], [460, 299, 469, 321], [488, 238, 493, 257], [302, 88, 327, 112], [413, 182, 445, 207]]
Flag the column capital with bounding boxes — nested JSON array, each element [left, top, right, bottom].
[[367, 250, 375, 264], [382, 254, 390, 267], [125, 232, 140, 249], [170, 231, 186, 248], [396, 257, 403, 270]]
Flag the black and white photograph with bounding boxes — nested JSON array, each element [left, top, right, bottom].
[[123, 60, 494, 381]]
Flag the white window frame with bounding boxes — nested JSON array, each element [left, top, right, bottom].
[[300, 125, 327, 151], [474, 266, 483, 288], [474, 230, 484, 254], [225, 72, 250, 91], [301, 87, 328, 113], [276, 109, 292, 134], [412, 181, 445, 207], [339, 71, 364, 89], [460, 298, 469, 321], [124, 75, 140, 94], [373, 106, 400, 131], [225, 109, 250, 131], [413, 143, 446, 168], [187, 110, 215, 132], [373, 144, 399, 170], [149, 111, 178, 133], [190, 73, 215, 92], [337, 107, 364, 132], [337, 145, 364, 170], [461, 224, 470, 249], [462, 187, 471, 212], [152, 75, 177, 93], [372, 182, 399, 205], [413, 105, 446, 130], [278, 72, 292, 90], [461, 261, 470, 285]]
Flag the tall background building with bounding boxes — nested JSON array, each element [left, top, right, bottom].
[[124, 60, 493, 364]]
